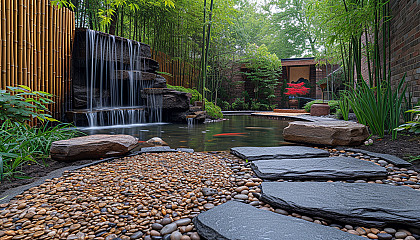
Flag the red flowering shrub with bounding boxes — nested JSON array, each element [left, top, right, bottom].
[[284, 82, 309, 97]]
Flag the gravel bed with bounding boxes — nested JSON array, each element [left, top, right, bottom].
[[0, 149, 419, 240]]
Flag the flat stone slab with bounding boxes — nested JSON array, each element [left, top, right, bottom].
[[283, 121, 369, 146], [50, 134, 138, 161], [345, 148, 412, 167], [251, 157, 388, 180], [141, 146, 177, 153], [261, 182, 420, 228], [193, 201, 364, 240], [231, 146, 329, 161]]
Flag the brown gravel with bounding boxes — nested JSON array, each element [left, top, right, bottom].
[[0, 150, 419, 240]]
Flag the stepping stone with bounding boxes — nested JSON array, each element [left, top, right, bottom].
[[251, 157, 388, 180], [231, 146, 329, 161], [345, 148, 412, 167], [193, 201, 364, 240], [260, 182, 420, 228]]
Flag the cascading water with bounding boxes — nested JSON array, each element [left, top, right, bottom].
[[80, 29, 162, 127]]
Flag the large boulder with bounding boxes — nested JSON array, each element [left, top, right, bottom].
[[50, 134, 138, 161], [283, 121, 369, 146]]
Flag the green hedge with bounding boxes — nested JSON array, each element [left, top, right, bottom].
[[304, 100, 340, 114]]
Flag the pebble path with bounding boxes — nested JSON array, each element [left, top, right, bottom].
[[0, 148, 419, 240]]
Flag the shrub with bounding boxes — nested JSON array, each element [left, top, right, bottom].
[[167, 84, 202, 104], [304, 100, 340, 114], [344, 76, 407, 139], [232, 98, 248, 110], [0, 85, 82, 181], [395, 105, 420, 134], [0, 85, 57, 123], [0, 120, 82, 181], [205, 101, 223, 119]]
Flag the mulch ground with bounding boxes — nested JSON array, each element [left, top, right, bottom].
[[351, 132, 420, 170]]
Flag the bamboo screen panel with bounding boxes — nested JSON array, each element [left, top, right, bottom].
[[152, 50, 200, 89], [0, 0, 75, 119]]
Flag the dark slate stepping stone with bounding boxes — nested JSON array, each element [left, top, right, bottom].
[[261, 182, 420, 228], [230, 146, 329, 161], [193, 200, 364, 240], [345, 148, 412, 167], [141, 146, 177, 153], [251, 157, 388, 180]]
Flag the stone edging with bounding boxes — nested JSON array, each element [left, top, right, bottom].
[[344, 148, 412, 167]]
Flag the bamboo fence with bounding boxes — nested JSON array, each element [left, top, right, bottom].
[[152, 49, 200, 89], [0, 0, 75, 120]]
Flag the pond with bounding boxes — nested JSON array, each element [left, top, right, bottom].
[[81, 115, 290, 152]]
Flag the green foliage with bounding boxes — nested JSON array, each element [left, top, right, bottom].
[[0, 120, 82, 181], [304, 100, 340, 114], [205, 101, 223, 119], [241, 44, 281, 107], [217, 100, 231, 111], [344, 76, 407, 139], [395, 105, 420, 134], [231, 98, 248, 110], [167, 84, 223, 119], [167, 84, 202, 104], [0, 85, 57, 123], [338, 94, 350, 121], [407, 155, 420, 163]]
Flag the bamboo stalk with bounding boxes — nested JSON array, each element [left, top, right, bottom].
[[40, 0, 45, 92], [0, 0, 3, 87], [12, 0, 18, 87], [29, 0, 35, 91], [6, 0, 12, 87], [22, 0, 28, 86], [36, 0, 41, 92], [48, 2, 53, 99]]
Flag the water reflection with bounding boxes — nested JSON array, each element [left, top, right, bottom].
[[80, 115, 290, 152]]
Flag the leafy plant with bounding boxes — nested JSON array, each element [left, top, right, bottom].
[[205, 101, 223, 119], [0, 85, 57, 123], [395, 105, 420, 134], [344, 76, 407, 139], [407, 155, 420, 163], [338, 93, 350, 121], [0, 120, 82, 181], [232, 98, 248, 110]]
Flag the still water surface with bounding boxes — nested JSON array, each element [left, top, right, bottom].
[[81, 115, 290, 152]]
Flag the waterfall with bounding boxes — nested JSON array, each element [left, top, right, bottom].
[[81, 29, 162, 127]]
